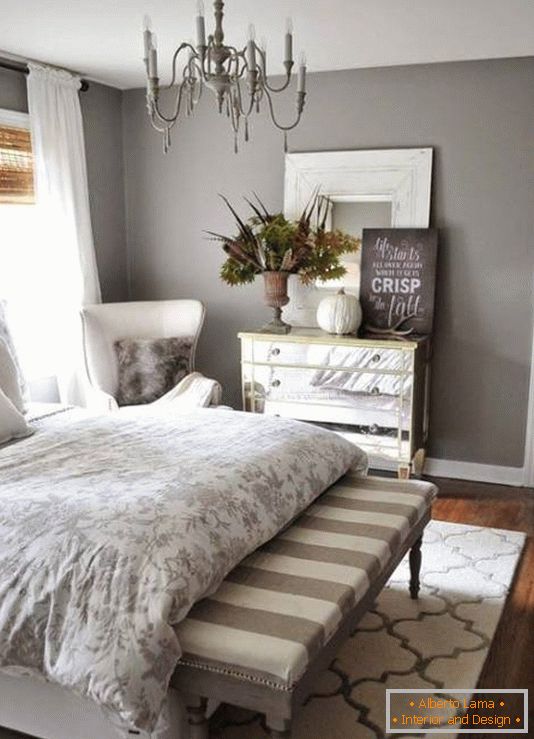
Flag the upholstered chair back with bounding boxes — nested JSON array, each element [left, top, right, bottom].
[[81, 300, 205, 400]]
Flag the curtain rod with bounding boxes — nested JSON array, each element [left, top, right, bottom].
[[0, 59, 90, 92]]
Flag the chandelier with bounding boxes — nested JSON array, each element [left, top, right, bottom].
[[143, 0, 307, 152]]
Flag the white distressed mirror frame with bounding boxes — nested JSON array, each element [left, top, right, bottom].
[[283, 148, 433, 326]]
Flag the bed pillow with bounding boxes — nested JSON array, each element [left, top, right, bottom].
[[0, 300, 27, 401], [0, 339, 25, 413], [114, 336, 194, 406], [0, 386, 33, 445]]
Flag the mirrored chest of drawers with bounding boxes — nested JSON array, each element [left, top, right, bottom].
[[239, 329, 431, 478]]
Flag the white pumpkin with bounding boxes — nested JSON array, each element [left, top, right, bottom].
[[316, 288, 362, 335]]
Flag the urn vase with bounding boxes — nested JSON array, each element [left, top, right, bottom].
[[260, 271, 291, 334]]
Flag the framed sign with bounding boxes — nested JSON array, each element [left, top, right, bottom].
[[360, 228, 438, 335]]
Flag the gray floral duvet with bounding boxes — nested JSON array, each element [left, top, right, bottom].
[[0, 407, 364, 731]]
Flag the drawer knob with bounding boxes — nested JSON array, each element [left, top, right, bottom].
[[271, 379, 281, 388], [271, 347, 281, 356], [372, 354, 381, 363], [369, 424, 379, 435], [371, 387, 380, 396]]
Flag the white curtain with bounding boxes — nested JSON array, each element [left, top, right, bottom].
[[27, 62, 101, 402]]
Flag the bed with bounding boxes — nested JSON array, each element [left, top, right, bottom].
[[0, 403, 366, 738]]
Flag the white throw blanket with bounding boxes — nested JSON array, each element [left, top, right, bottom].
[[0, 408, 364, 732], [152, 371, 222, 409]]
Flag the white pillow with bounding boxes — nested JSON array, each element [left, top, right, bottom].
[[0, 338, 25, 413], [0, 300, 27, 399], [0, 386, 33, 445]]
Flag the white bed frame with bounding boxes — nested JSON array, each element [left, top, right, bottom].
[[0, 672, 188, 739]]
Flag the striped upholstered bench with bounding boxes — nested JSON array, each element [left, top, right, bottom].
[[172, 474, 436, 738]]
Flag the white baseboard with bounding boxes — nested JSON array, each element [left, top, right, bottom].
[[367, 455, 526, 487], [424, 457, 525, 487]]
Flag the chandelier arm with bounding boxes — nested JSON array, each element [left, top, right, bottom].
[[232, 49, 249, 80], [229, 95, 239, 133], [149, 107, 177, 134], [231, 80, 244, 120], [182, 57, 203, 91], [189, 76, 204, 107], [203, 38, 216, 80], [233, 76, 256, 118], [166, 43, 197, 89], [263, 87, 305, 132], [225, 52, 238, 80], [257, 48, 293, 93], [183, 55, 202, 85], [262, 73, 292, 94], [151, 82, 187, 124], [148, 113, 166, 134], [227, 47, 246, 80]]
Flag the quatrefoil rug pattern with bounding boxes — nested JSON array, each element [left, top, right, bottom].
[[212, 521, 526, 739]]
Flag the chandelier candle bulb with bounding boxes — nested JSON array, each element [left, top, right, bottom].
[[148, 40, 158, 78], [196, 4, 206, 47], [247, 24, 257, 70], [143, 16, 152, 60], [298, 54, 307, 93], [247, 41, 257, 70], [285, 19, 293, 64]]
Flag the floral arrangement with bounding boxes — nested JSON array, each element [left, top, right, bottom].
[[208, 194, 360, 286]]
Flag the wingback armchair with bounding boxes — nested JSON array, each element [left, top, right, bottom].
[[81, 300, 220, 413]]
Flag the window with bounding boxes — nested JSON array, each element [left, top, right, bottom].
[[0, 108, 57, 382], [0, 117, 34, 204]]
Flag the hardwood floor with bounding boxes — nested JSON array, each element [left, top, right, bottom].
[[427, 476, 534, 736]]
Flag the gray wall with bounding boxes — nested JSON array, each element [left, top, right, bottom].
[[81, 82, 128, 302], [122, 57, 534, 468], [0, 67, 27, 112], [0, 67, 128, 303]]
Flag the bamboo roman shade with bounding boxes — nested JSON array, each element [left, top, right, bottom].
[[0, 125, 35, 204]]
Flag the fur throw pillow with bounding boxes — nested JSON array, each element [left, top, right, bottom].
[[115, 337, 194, 406]]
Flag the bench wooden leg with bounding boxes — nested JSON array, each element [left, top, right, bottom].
[[409, 535, 423, 599], [186, 696, 208, 739], [266, 714, 292, 738]]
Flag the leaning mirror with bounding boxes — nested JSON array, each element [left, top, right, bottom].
[[283, 148, 433, 326]]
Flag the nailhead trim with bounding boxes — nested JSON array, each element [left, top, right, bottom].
[[177, 658, 294, 692]]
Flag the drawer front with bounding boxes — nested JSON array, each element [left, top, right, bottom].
[[261, 396, 411, 430], [243, 364, 413, 402], [241, 338, 411, 372]]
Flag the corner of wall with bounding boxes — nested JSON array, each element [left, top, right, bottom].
[[119, 88, 133, 301]]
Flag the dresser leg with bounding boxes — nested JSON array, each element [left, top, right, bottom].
[[397, 464, 411, 480], [412, 448, 426, 477]]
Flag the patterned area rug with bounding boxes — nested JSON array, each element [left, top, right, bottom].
[[211, 521, 526, 739]]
